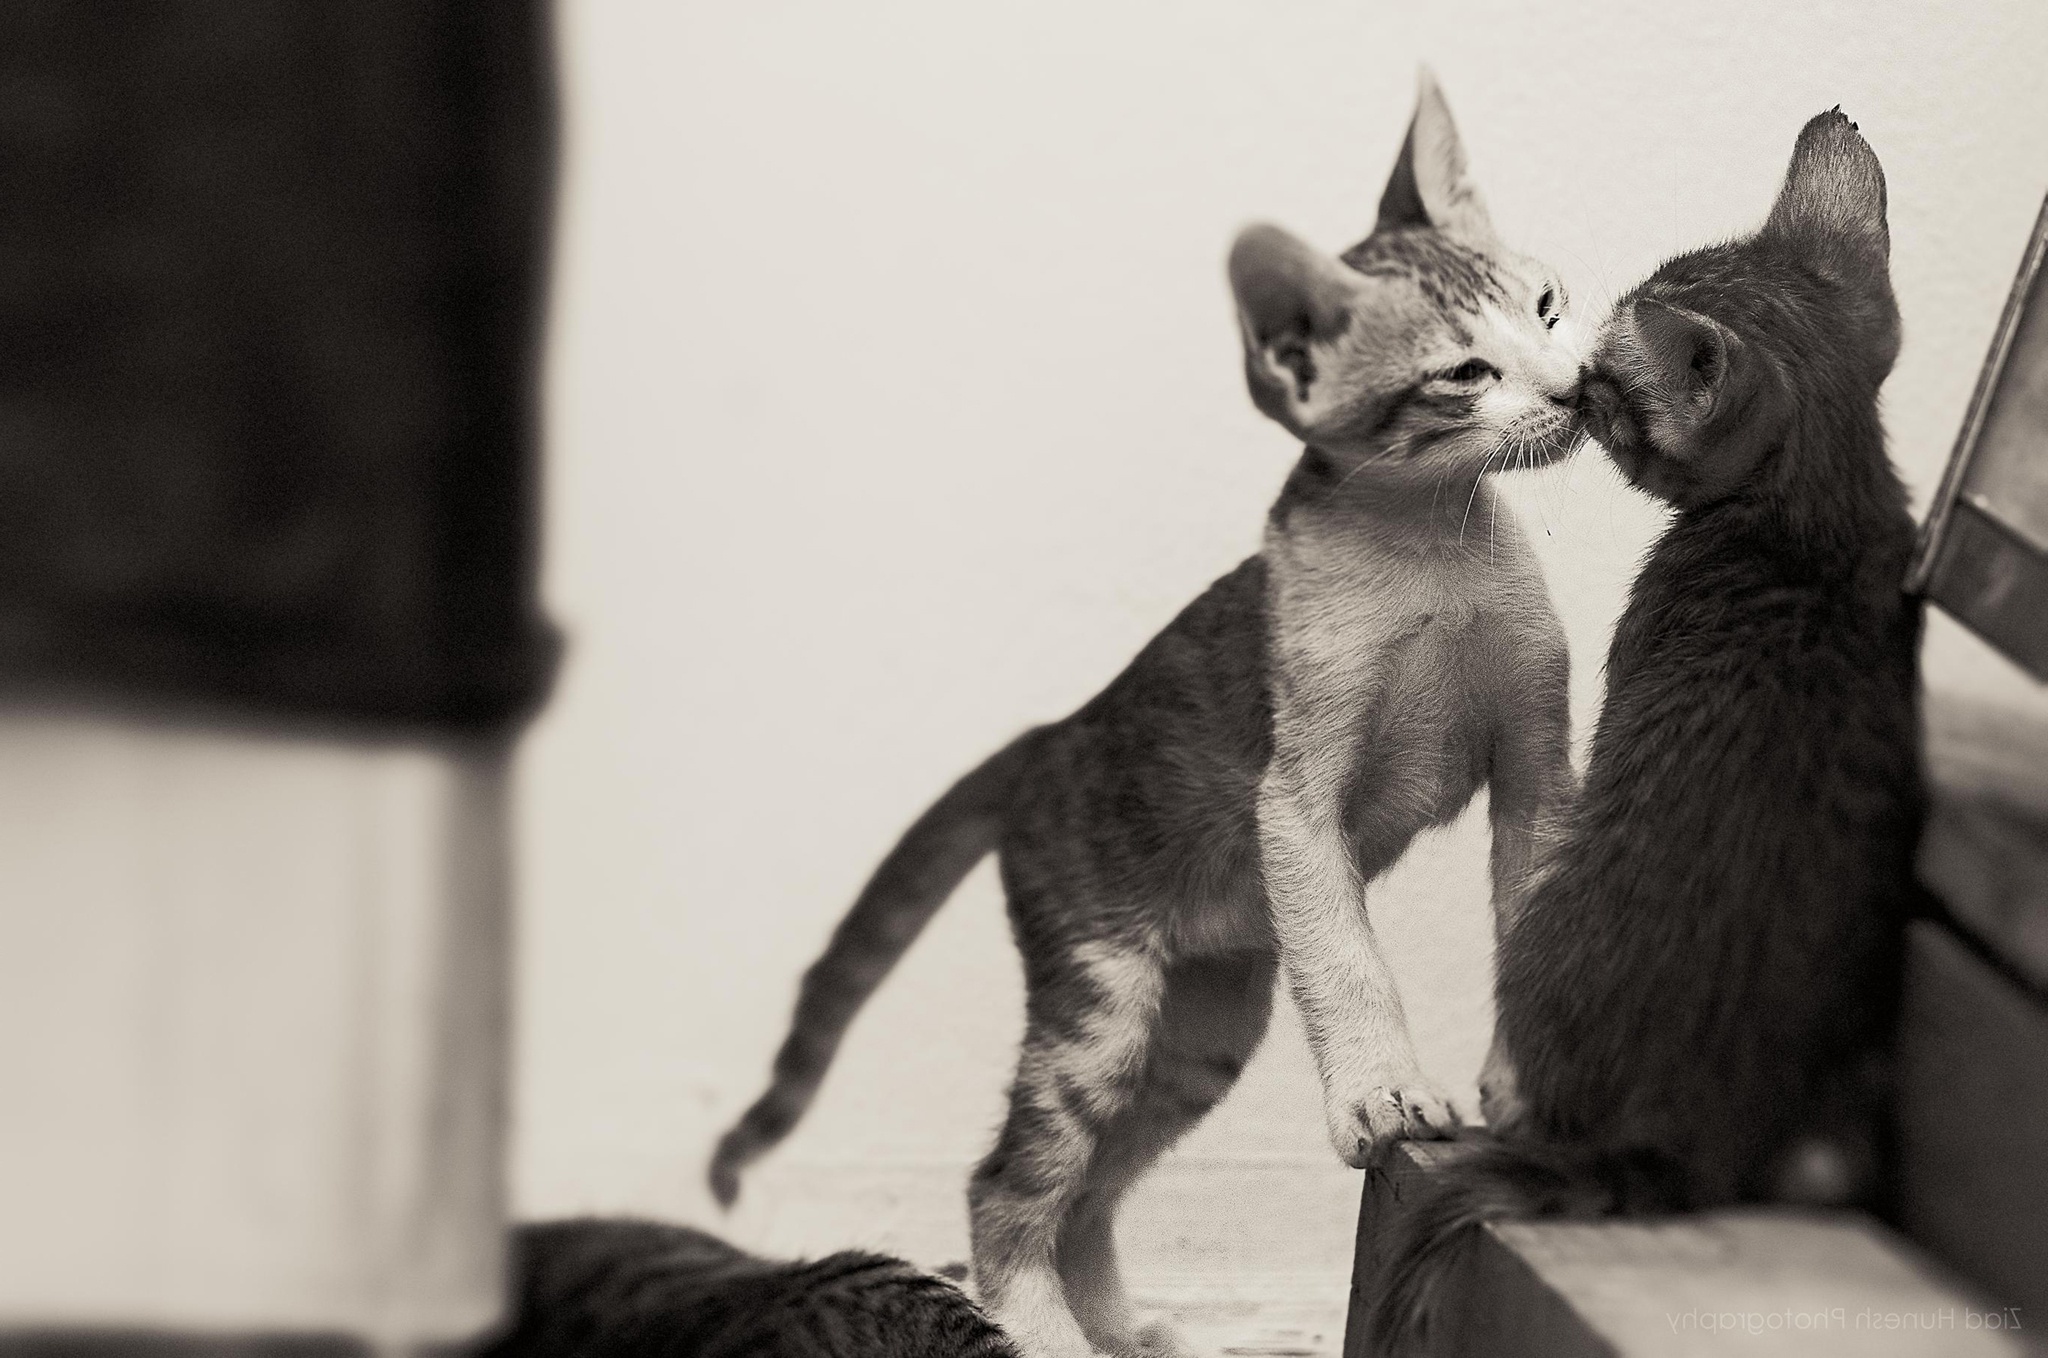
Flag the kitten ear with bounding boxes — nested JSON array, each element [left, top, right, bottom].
[[1228, 223, 1366, 439], [1377, 68, 1495, 240], [1765, 108, 1890, 263], [1630, 298, 1739, 418]]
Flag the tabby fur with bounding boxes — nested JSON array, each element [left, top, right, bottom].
[[712, 73, 1585, 1358]]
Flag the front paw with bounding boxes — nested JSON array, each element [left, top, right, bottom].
[[1325, 1077, 1460, 1168]]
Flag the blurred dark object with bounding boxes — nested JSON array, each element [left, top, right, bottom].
[[1912, 192, 2048, 680], [0, 1334, 367, 1358], [0, 1, 558, 732]]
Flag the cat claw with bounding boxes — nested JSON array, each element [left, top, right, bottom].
[[1331, 1081, 1461, 1168]]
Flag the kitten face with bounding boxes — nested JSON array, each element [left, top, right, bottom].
[[1579, 110, 1900, 510], [1228, 73, 1585, 487]]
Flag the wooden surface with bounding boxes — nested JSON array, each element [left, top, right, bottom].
[[1896, 920, 2048, 1331], [1344, 1142, 1616, 1358], [1345, 1140, 2034, 1358], [1919, 789, 2048, 991], [1924, 689, 2048, 821], [1922, 693, 2048, 988]]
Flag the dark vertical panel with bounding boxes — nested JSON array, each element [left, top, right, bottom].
[[1895, 921, 2048, 1325], [0, 2, 558, 731], [1911, 193, 2048, 681]]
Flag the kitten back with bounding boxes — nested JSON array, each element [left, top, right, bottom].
[[490, 1218, 1020, 1358]]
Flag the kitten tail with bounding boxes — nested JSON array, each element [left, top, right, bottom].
[[707, 730, 1037, 1207], [1367, 1139, 1687, 1355]]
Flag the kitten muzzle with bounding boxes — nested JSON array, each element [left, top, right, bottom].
[[1574, 375, 1631, 447]]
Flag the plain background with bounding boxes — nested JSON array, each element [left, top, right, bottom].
[[512, 0, 2048, 1239]]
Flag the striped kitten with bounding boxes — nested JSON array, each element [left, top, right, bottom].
[[711, 74, 1584, 1358], [484, 1219, 1017, 1358]]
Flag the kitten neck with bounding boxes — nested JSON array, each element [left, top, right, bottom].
[[1268, 445, 1516, 557], [1714, 399, 1905, 573]]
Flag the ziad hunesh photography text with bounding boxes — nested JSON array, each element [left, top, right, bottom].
[[1667, 1306, 2025, 1338]]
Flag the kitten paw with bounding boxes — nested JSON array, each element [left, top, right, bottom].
[[1328, 1079, 1460, 1168]]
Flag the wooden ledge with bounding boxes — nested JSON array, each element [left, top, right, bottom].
[[1923, 691, 2048, 992], [1895, 921, 2048, 1332], [1343, 1139, 2037, 1358]]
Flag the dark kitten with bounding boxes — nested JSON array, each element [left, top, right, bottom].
[[482, 1219, 1017, 1358], [1370, 110, 1925, 1354]]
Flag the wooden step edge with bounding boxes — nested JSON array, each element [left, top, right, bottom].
[[1920, 688, 2048, 991], [1925, 689, 2048, 825], [1896, 920, 2048, 1330], [1344, 1139, 2041, 1357], [1919, 787, 2048, 994]]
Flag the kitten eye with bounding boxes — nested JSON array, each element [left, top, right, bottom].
[[1537, 286, 1561, 329], [1443, 359, 1501, 384]]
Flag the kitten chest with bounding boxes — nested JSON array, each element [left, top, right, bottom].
[[1260, 524, 1511, 834]]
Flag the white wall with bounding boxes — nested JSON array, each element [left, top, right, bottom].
[[512, 0, 2048, 1229]]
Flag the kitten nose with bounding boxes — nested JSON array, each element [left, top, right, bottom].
[[1578, 374, 1620, 416], [1575, 373, 1625, 441]]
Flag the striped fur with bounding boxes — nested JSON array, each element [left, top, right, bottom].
[[712, 72, 1585, 1358], [486, 1219, 1017, 1358]]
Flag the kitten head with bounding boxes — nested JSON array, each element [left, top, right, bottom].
[[1578, 110, 1901, 512], [1227, 71, 1584, 488]]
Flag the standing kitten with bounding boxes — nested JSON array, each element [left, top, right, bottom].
[[1371, 111, 1925, 1355], [712, 74, 1584, 1358], [483, 1219, 1017, 1358]]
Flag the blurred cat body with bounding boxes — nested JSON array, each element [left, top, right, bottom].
[[712, 74, 1585, 1358], [485, 1219, 1017, 1358], [1372, 111, 1926, 1355]]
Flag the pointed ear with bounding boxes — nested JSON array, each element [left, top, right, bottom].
[[1765, 108, 1889, 263], [1630, 298, 1738, 419], [1228, 223, 1367, 439], [1377, 68, 1495, 239]]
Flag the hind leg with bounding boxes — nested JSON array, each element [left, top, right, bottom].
[[1055, 951, 1277, 1357], [971, 937, 1170, 1358]]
